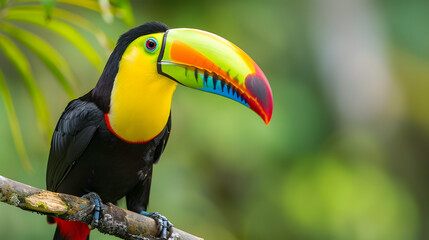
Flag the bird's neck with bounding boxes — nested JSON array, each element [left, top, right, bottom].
[[106, 46, 177, 143]]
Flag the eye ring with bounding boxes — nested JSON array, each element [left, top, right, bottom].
[[145, 38, 158, 52]]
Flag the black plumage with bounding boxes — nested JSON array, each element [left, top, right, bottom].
[[46, 92, 171, 209], [46, 22, 171, 239]]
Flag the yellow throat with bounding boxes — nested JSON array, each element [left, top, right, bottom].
[[107, 34, 177, 143]]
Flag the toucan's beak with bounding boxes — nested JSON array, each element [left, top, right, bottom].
[[158, 28, 273, 124]]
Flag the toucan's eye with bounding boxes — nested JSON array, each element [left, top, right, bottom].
[[145, 38, 158, 52]]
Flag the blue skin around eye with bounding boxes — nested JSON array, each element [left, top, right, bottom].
[[145, 38, 158, 52]]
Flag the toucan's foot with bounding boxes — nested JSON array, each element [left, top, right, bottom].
[[82, 192, 104, 229], [141, 211, 173, 239]]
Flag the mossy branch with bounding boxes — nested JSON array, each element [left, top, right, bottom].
[[0, 174, 203, 240]]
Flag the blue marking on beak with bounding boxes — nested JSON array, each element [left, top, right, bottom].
[[198, 73, 249, 107]]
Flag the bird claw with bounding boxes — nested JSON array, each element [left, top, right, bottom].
[[141, 211, 173, 239], [82, 192, 104, 229]]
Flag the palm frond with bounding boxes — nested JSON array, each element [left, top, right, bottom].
[[11, 5, 115, 52], [0, 69, 32, 170], [0, 33, 52, 137], [1, 21, 77, 98], [4, 8, 105, 72]]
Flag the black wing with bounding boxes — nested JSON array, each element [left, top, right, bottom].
[[46, 98, 103, 191]]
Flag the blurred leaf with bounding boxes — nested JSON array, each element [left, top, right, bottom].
[[4, 8, 104, 72], [109, 0, 134, 26], [94, 0, 135, 26], [12, 5, 115, 52], [57, 0, 101, 11], [1, 22, 77, 98], [16, 0, 100, 11], [16, 0, 135, 25], [41, 0, 56, 17], [50, 6, 115, 51], [0, 70, 32, 171], [99, 0, 114, 23], [0, 34, 52, 137]]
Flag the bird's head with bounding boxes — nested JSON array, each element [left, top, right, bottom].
[[94, 22, 273, 126]]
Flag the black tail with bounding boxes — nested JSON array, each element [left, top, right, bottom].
[[53, 227, 65, 240]]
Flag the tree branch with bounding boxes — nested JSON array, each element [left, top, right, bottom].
[[0, 174, 203, 240]]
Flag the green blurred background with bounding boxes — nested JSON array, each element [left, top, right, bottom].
[[1, 0, 428, 239]]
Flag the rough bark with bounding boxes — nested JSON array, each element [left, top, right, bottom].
[[0, 174, 203, 240]]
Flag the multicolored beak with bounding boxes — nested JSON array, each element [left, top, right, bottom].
[[157, 28, 273, 124]]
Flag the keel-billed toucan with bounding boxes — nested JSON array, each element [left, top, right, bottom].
[[46, 22, 273, 240]]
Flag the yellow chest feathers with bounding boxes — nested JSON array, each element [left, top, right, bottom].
[[106, 41, 177, 143]]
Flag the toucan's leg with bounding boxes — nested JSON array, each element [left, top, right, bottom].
[[82, 192, 104, 229], [141, 211, 173, 240], [125, 166, 173, 239]]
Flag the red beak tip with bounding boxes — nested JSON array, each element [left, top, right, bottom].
[[264, 111, 272, 125]]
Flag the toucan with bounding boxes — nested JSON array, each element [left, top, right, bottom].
[[46, 22, 273, 240]]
